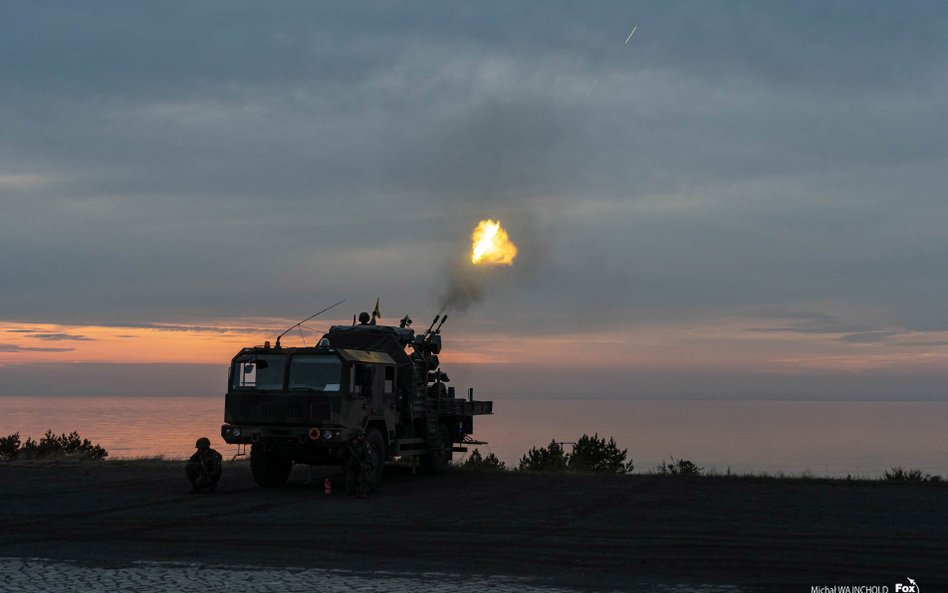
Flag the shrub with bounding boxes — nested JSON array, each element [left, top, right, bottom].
[[0, 432, 21, 460], [883, 466, 938, 482], [518, 435, 634, 474], [518, 439, 569, 472], [460, 448, 507, 471], [567, 433, 634, 474], [656, 456, 703, 476], [2, 430, 108, 461]]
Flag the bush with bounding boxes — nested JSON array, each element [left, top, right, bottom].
[[459, 448, 507, 471], [518, 439, 569, 472], [656, 456, 703, 476], [2, 430, 108, 461], [0, 432, 21, 460], [567, 433, 634, 474], [518, 435, 634, 474], [883, 466, 939, 482]]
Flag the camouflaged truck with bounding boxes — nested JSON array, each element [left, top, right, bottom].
[[221, 316, 492, 488]]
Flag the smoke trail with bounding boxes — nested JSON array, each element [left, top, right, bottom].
[[438, 263, 487, 313]]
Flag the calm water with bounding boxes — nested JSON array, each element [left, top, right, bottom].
[[2, 396, 946, 478]]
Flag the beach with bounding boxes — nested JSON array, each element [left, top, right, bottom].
[[2, 460, 946, 592]]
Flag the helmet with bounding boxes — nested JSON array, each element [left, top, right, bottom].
[[195, 437, 211, 449], [348, 427, 366, 440], [358, 312, 371, 324]]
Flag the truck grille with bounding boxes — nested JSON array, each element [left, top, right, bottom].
[[310, 403, 331, 421], [256, 402, 331, 421], [224, 392, 338, 424], [260, 403, 303, 418]]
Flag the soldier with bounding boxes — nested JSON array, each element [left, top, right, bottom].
[[186, 437, 223, 494], [339, 427, 375, 498]]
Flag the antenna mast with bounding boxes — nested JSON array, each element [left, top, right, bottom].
[[275, 299, 346, 348]]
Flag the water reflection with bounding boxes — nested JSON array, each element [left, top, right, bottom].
[[1, 396, 945, 477]]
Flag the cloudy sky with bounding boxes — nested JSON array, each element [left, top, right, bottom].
[[3, 1, 948, 399]]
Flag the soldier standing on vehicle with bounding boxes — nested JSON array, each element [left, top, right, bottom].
[[339, 427, 374, 498], [186, 437, 223, 494]]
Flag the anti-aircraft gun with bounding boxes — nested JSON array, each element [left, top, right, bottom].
[[221, 312, 492, 488]]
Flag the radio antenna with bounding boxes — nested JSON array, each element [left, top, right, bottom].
[[275, 299, 346, 347]]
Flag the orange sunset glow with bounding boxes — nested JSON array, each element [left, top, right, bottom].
[[0, 320, 284, 365], [6, 317, 948, 376]]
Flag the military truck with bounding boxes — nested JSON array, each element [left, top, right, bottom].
[[221, 314, 492, 488]]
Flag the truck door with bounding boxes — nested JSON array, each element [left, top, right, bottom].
[[350, 363, 383, 412], [382, 365, 396, 423]]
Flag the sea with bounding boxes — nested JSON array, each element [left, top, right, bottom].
[[2, 396, 946, 478]]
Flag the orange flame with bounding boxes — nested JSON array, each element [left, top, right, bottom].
[[471, 219, 518, 265]]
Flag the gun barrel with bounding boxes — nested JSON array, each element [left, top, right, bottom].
[[424, 315, 440, 337]]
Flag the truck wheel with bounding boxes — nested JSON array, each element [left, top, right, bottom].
[[420, 423, 452, 474], [366, 428, 386, 489], [250, 444, 292, 487]]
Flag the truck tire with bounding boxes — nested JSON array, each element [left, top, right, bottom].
[[250, 444, 292, 487], [366, 428, 386, 489], [420, 423, 452, 474]]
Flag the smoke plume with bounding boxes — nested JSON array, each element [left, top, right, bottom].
[[438, 263, 487, 313]]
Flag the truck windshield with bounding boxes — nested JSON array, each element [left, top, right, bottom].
[[232, 354, 286, 390], [288, 356, 342, 392]]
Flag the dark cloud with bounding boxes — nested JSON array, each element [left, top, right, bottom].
[[745, 311, 877, 335], [745, 314, 914, 345], [31, 333, 94, 342], [838, 331, 902, 344], [0, 344, 75, 353], [899, 340, 948, 348], [107, 322, 278, 335]]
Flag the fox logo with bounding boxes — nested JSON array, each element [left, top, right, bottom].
[[896, 578, 919, 593]]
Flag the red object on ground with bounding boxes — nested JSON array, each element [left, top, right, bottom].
[[323, 477, 332, 495]]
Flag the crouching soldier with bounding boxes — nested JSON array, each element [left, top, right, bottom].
[[186, 437, 223, 493], [339, 427, 375, 498]]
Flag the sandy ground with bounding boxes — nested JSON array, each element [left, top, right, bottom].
[[1, 460, 946, 592]]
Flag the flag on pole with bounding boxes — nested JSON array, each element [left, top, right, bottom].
[[372, 298, 381, 319]]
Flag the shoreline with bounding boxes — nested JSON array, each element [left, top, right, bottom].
[[5, 456, 945, 483]]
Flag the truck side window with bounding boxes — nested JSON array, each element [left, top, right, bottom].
[[384, 366, 395, 394], [351, 364, 373, 397]]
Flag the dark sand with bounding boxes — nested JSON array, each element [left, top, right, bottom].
[[1, 460, 945, 591]]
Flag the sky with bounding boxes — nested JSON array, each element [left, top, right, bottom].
[[2, 1, 948, 399]]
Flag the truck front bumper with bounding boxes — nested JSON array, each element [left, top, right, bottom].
[[221, 424, 347, 446]]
